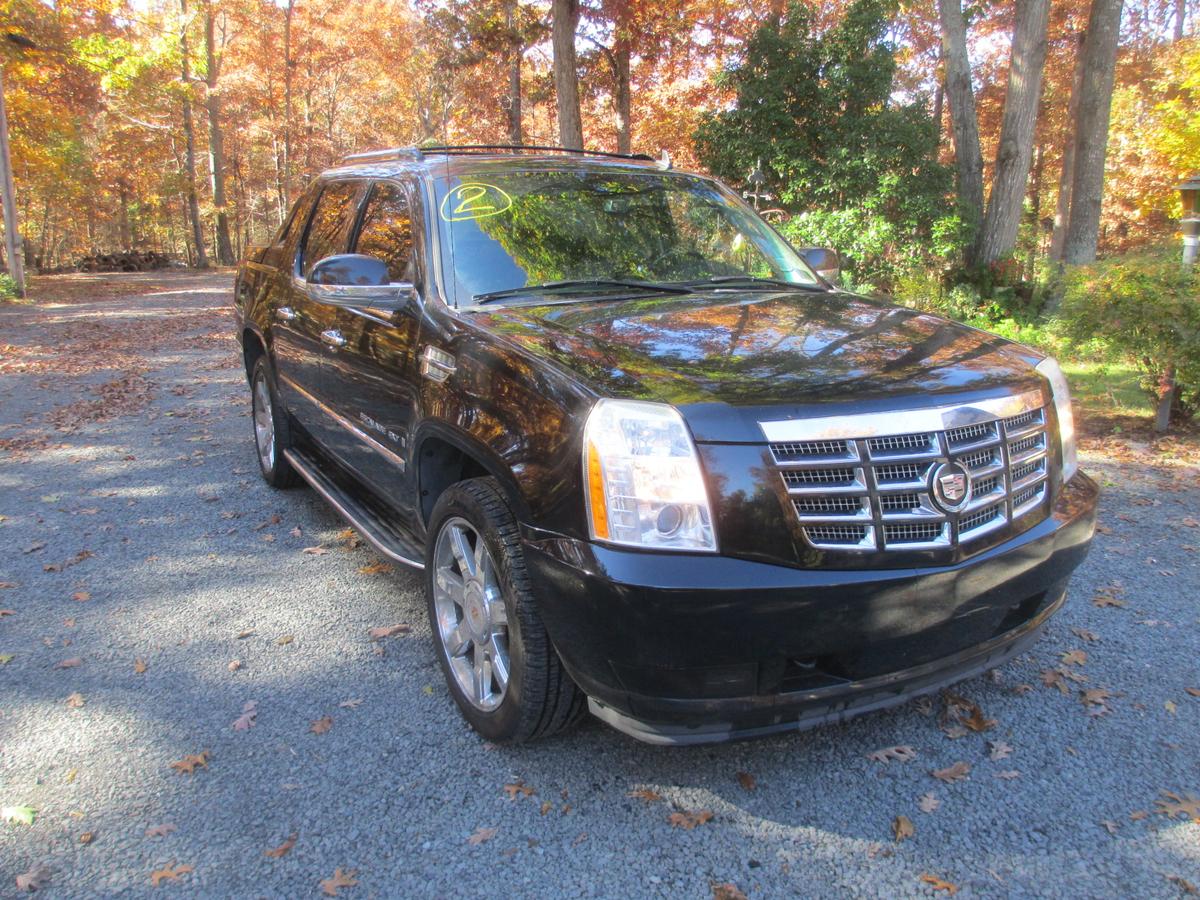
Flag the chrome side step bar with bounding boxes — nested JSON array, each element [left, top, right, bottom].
[[283, 447, 425, 570]]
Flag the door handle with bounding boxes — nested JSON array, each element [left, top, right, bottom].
[[275, 306, 297, 322], [321, 329, 346, 348]]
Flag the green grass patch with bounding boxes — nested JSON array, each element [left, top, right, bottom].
[[1062, 361, 1151, 419]]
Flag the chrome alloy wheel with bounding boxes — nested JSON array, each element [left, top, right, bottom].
[[252, 371, 276, 472], [432, 517, 510, 711]]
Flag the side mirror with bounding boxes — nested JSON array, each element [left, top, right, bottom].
[[306, 254, 415, 311], [800, 247, 841, 284]]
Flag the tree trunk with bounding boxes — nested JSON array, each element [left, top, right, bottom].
[[932, 74, 944, 148], [613, 37, 632, 155], [937, 0, 985, 256], [204, 3, 235, 265], [505, 0, 523, 145], [1155, 365, 1176, 434], [1026, 139, 1045, 279], [282, 0, 295, 199], [975, 0, 1051, 267], [1174, 0, 1186, 40], [1048, 31, 1086, 264], [552, 0, 583, 149], [1063, 0, 1124, 265], [180, 0, 209, 268]]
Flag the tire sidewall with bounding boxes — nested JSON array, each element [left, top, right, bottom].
[[425, 483, 530, 741], [251, 356, 288, 484]]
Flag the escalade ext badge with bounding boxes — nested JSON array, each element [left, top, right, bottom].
[[234, 146, 1097, 745]]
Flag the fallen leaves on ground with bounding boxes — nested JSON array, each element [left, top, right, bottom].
[[1081, 688, 1113, 715], [232, 700, 257, 731], [628, 789, 663, 802], [339, 698, 363, 709], [932, 762, 971, 783], [71, 591, 90, 602], [919, 793, 940, 813], [1155, 791, 1200, 820], [134, 657, 148, 674], [310, 716, 333, 735], [667, 809, 714, 830], [358, 561, 392, 575], [79, 831, 96, 844], [868, 745, 917, 763], [319, 868, 358, 896], [988, 741, 1014, 761], [263, 833, 297, 858], [467, 827, 497, 845], [736, 771, 756, 791], [2, 805, 37, 826], [919, 874, 958, 894], [14, 865, 50, 892], [1167, 875, 1198, 895], [367, 624, 411, 641], [892, 815, 915, 842], [55, 657, 82, 669], [1093, 587, 1125, 608], [145, 823, 176, 837], [1100, 819, 1120, 834], [1071, 627, 1099, 643], [149, 862, 193, 887], [66, 692, 85, 708], [170, 751, 210, 775], [0, 654, 13, 665], [503, 780, 535, 799], [995, 770, 1021, 780], [302, 546, 328, 556], [711, 883, 748, 900], [227, 660, 242, 672], [275, 635, 294, 646], [1061, 649, 1088, 666]]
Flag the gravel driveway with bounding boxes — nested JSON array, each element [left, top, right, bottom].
[[1, 272, 1198, 898]]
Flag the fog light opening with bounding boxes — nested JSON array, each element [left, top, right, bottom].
[[656, 504, 683, 536]]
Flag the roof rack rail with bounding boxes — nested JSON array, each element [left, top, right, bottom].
[[340, 144, 654, 165]]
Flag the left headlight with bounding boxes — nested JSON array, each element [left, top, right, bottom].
[[1035, 357, 1078, 482], [582, 399, 717, 552]]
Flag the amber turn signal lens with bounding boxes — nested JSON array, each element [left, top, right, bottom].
[[585, 439, 609, 540]]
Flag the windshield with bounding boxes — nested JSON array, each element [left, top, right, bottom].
[[431, 168, 820, 306]]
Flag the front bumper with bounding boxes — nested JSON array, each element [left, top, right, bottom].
[[523, 471, 1098, 744]]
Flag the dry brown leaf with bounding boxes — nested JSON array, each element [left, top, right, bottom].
[[367, 624, 411, 641], [1100, 819, 1119, 834], [1061, 649, 1088, 666], [1155, 791, 1200, 820], [892, 814, 915, 842], [994, 770, 1021, 780], [134, 658, 148, 674], [1130, 809, 1149, 821], [150, 862, 193, 887], [145, 823, 176, 838], [712, 883, 748, 900], [15, 865, 50, 892], [1187, 688, 1200, 698], [540, 800, 552, 816], [736, 771, 757, 791], [71, 591, 90, 602], [920, 874, 958, 894], [310, 716, 333, 735], [236, 630, 254, 639], [1041, 668, 1069, 694], [868, 745, 918, 763], [227, 660, 242, 672], [358, 561, 392, 575], [1071, 627, 1099, 643], [919, 793, 940, 813], [1167, 875, 1199, 895], [79, 831, 96, 844], [503, 780, 535, 800], [301, 546, 328, 555], [988, 741, 1014, 761], [628, 789, 663, 802], [667, 809, 714, 830], [55, 657, 82, 669], [0, 609, 15, 617], [467, 827, 497, 845], [1166, 700, 1178, 715], [961, 705, 997, 732], [942, 724, 970, 740], [275, 635, 294, 646], [339, 698, 363, 709], [263, 833, 297, 858], [932, 761, 971, 783], [319, 867, 358, 896], [65, 692, 85, 708], [1093, 593, 1125, 608], [170, 751, 210, 775], [232, 700, 257, 731]]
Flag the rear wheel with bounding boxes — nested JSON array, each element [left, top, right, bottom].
[[250, 356, 298, 489], [426, 477, 584, 742]]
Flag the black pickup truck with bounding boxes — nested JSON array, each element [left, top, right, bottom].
[[233, 145, 1097, 745]]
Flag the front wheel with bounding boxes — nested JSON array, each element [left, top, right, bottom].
[[425, 477, 584, 742], [250, 356, 298, 489]]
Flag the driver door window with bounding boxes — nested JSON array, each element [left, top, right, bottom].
[[301, 181, 363, 278], [352, 181, 415, 283]]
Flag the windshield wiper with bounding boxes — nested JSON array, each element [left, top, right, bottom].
[[474, 279, 693, 304], [682, 275, 828, 291]]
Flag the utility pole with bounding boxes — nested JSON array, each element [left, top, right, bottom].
[[0, 64, 26, 296]]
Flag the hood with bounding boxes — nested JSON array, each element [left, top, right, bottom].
[[467, 290, 1046, 443]]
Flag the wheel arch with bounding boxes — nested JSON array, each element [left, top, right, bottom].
[[413, 421, 533, 531]]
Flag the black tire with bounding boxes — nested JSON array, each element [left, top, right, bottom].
[[425, 477, 585, 742], [250, 356, 299, 489]]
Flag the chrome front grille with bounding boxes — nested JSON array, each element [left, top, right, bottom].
[[761, 390, 1052, 553]]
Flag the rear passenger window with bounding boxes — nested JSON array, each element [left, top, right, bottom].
[[353, 182, 415, 283], [301, 181, 363, 278]]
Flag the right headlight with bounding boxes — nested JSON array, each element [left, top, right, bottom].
[[1035, 357, 1078, 482], [582, 399, 717, 552]]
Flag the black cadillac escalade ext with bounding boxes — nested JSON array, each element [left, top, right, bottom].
[[233, 145, 1098, 745]]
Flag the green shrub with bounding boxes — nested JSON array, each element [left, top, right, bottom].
[[0, 273, 18, 301], [1056, 253, 1200, 428]]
